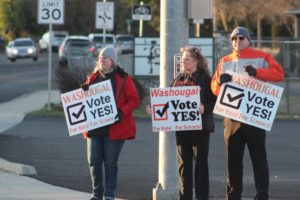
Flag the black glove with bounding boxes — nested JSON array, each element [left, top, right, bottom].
[[219, 73, 232, 85], [115, 110, 123, 123], [81, 83, 89, 91], [245, 65, 257, 76]]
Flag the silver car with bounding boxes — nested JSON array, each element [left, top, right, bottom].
[[88, 33, 116, 52], [5, 38, 38, 62], [58, 36, 98, 68]]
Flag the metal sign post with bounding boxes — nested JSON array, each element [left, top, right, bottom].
[[139, 2, 144, 37], [132, 2, 152, 37], [38, 0, 64, 110], [48, 24, 52, 110]]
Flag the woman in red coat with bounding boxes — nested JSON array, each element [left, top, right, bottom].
[[82, 47, 139, 200]]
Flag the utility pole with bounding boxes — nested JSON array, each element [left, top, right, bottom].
[[152, 0, 189, 199]]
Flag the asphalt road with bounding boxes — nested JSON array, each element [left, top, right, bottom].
[[0, 52, 58, 103], [0, 116, 299, 200]]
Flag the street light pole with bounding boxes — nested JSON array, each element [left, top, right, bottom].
[[152, 0, 189, 199]]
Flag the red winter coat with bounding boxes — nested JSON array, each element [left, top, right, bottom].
[[83, 68, 140, 140]]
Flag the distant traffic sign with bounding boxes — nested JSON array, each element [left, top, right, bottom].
[[38, 0, 64, 24], [96, 2, 114, 30], [132, 4, 152, 21]]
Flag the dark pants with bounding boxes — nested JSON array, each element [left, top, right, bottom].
[[225, 124, 269, 200], [87, 135, 125, 200], [176, 130, 210, 200]]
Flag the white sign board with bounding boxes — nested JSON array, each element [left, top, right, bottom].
[[38, 0, 64, 24], [134, 37, 213, 76], [193, 19, 204, 24], [213, 72, 284, 131], [61, 80, 118, 136], [132, 4, 152, 21], [188, 0, 212, 19], [96, 2, 114, 30], [150, 86, 202, 132]]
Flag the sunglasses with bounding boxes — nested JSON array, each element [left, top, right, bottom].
[[232, 36, 245, 41]]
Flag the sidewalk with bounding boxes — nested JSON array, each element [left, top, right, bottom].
[[0, 90, 123, 200], [0, 170, 91, 200]]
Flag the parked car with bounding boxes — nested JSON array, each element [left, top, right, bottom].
[[58, 35, 98, 67], [5, 38, 38, 62], [39, 31, 69, 52], [88, 33, 116, 52], [116, 34, 134, 54]]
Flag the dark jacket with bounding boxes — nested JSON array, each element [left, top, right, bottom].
[[172, 69, 216, 132], [83, 66, 140, 140]]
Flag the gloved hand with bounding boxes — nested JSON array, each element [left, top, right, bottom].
[[219, 73, 232, 85], [81, 83, 89, 91], [245, 65, 257, 76], [115, 110, 123, 123]]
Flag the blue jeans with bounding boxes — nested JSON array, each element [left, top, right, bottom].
[[87, 135, 125, 200]]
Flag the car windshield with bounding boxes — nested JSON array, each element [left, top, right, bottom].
[[66, 39, 91, 47], [14, 40, 33, 47], [117, 37, 133, 42], [54, 33, 67, 38], [93, 37, 114, 43]]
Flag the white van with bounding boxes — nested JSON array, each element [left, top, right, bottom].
[[88, 33, 116, 52], [39, 31, 69, 52]]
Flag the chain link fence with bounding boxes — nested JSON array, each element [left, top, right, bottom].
[[67, 53, 96, 73]]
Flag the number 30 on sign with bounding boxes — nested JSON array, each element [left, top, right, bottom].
[[38, 0, 65, 24]]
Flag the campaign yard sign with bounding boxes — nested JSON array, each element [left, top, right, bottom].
[[61, 80, 117, 136], [213, 72, 284, 131], [150, 86, 202, 132]]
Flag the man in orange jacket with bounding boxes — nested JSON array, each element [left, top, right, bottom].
[[211, 27, 284, 200]]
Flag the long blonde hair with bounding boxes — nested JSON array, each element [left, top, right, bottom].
[[92, 59, 115, 77], [180, 46, 210, 75]]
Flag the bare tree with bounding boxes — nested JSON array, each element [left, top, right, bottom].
[[213, 0, 300, 43]]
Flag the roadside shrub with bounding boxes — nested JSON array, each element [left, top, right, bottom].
[[55, 67, 90, 94], [132, 78, 146, 104]]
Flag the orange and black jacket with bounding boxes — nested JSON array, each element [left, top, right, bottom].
[[211, 47, 284, 96]]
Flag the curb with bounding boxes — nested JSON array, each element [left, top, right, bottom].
[[0, 158, 36, 175]]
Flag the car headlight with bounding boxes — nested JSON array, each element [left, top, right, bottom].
[[12, 49, 18, 54], [27, 48, 34, 54]]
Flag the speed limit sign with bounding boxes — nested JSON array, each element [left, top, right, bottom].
[[38, 0, 64, 24]]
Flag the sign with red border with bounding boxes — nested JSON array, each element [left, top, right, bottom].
[[150, 86, 202, 132]]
